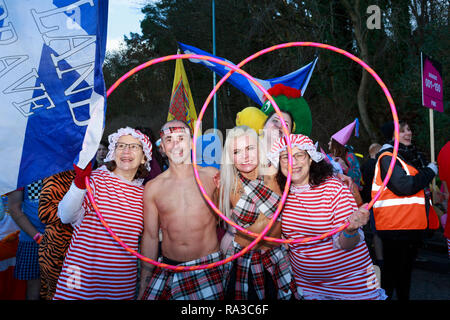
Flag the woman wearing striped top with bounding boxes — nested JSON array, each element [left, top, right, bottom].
[[269, 133, 386, 300], [53, 127, 152, 300]]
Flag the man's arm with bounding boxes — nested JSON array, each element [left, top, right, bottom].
[[137, 181, 160, 299], [8, 190, 39, 239]]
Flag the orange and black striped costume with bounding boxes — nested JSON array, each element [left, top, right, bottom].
[[38, 170, 75, 300]]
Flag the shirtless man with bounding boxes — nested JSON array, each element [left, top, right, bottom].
[[138, 120, 224, 300]]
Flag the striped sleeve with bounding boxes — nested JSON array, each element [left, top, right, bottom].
[[53, 167, 145, 300], [330, 182, 358, 228]]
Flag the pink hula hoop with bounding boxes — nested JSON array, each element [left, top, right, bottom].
[[88, 53, 292, 271], [191, 42, 399, 244], [87, 42, 399, 270]]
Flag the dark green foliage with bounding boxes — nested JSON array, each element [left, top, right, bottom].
[[102, 0, 449, 158]]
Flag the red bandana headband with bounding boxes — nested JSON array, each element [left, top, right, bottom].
[[159, 126, 191, 137]]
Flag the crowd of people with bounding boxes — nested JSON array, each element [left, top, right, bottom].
[[0, 89, 448, 300]]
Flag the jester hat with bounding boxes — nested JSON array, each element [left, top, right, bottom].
[[261, 83, 312, 136], [235, 106, 268, 133]]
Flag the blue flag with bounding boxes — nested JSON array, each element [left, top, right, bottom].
[[0, 0, 108, 195], [178, 42, 318, 106]]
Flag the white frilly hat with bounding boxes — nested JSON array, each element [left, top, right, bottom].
[[104, 127, 153, 171], [267, 133, 324, 168]]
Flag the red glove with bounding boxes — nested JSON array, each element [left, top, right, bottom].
[[73, 162, 92, 189]]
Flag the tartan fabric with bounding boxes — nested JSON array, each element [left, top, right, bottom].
[[168, 82, 188, 120], [232, 173, 281, 228], [14, 241, 40, 280], [142, 251, 225, 300], [224, 241, 300, 300]]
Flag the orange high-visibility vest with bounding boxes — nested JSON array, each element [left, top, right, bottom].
[[371, 151, 427, 230]]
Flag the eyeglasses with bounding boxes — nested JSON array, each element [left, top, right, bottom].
[[115, 143, 142, 151], [280, 152, 308, 163]]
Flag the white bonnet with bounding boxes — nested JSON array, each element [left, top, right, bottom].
[[104, 127, 153, 171], [267, 133, 324, 168]]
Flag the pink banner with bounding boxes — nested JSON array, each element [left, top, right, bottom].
[[422, 53, 443, 112]]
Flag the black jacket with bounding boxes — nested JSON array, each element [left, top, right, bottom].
[[377, 143, 435, 196]]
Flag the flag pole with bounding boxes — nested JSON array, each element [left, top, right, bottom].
[[212, 0, 217, 131]]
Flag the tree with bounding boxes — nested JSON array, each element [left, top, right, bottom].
[[103, 0, 449, 156]]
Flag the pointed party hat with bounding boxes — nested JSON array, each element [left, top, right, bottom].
[[331, 118, 359, 146]]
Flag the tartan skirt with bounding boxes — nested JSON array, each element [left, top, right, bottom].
[[14, 241, 40, 280], [142, 251, 225, 300], [223, 241, 301, 300]]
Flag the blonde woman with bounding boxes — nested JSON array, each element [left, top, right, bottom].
[[219, 126, 298, 300]]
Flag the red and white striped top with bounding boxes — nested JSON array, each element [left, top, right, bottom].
[[282, 177, 384, 300], [54, 167, 144, 300]]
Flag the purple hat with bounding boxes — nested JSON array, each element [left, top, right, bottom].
[[331, 118, 359, 146]]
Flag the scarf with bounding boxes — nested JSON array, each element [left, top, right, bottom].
[[231, 172, 281, 228]]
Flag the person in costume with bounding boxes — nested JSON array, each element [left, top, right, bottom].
[[8, 181, 45, 300], [139, 120, 224, 300], [235, 81, 312, 136], [53, 127, 152, 300], [235, 105, 294, 175], [328, 118, 362, 190], [261, 83, 312, 136], [235, 83, 310, 161], [0, 194, 26, 299], [372, 120, 438, 300], [437, 141, 450, 257], [219, 126, 299, 300], [38, 169, 76, 300], [257, 85, 356, 191], [259, 84, 309, 175], [220, 105, 295, 253], [261, 109, 295, 166], [271, 133, 386, 300]]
